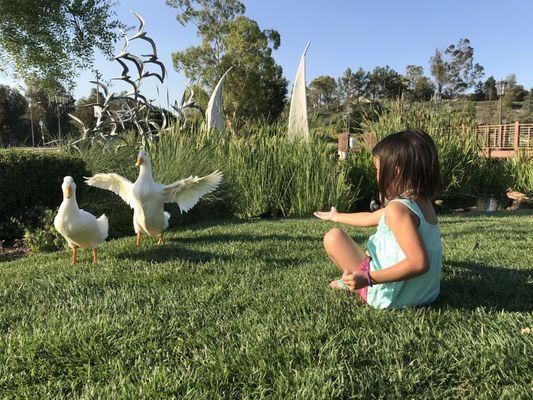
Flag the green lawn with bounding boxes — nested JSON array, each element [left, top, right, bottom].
[[1, 212, 532, 399]]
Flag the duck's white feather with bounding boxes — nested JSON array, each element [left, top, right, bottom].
[[54, 198, 109, 249], [163, 170, 223, 213], [85, 173, 134, 207]]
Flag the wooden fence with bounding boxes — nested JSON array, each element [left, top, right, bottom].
[[476, 122, 533, 157]]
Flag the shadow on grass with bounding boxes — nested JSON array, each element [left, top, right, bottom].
[[168, 233, 321, 244], [114, 246, 230, 264], [440, 210, 532, 221], [113, 234, 315, 270], [434, 260, 532, 312], [441, 226, 531, 237]]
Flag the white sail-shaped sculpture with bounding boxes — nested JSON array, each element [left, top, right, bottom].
[[288, 42, 310, 139], [206, 67, 232, 133]]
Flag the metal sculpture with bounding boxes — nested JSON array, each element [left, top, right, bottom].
[[68, 11, 195, 151]]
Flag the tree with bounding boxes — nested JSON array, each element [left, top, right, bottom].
[[411, 76, 435, 101], [503, 74, 528, 108], [168, 0, 287, 129], [0, 0, 124, 88], [405, 65, 424, 91], [308, 75, 337, 108], [337, 68, 368, 105], [429, 38, 484, 98], [25, 76, 74, 143], [405, 65, 434, 101], [367, 66, 405, 101], [483, 76, 497, 101], [0, 85, 28, 147], [470, 81, 485, 101]]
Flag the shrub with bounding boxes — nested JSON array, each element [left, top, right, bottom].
[[504, 151, 533, 195], [23, 208, 64, 252], [0, 149, 88, 242], [345, 147, 378, 211]]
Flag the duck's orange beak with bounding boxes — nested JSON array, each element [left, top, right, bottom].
[[135, 156, 144, 167], [65, 185, 72, 198]]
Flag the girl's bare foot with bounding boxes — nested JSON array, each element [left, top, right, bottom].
[[330, 279, 344, 289]]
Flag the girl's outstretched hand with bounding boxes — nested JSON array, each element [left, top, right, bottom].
[[342, 270, 368, 291], [314, 206, 338, 221]]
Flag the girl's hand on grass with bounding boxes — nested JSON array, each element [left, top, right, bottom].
[[314, 206, 338, 221], [342, 270, 368, 291]]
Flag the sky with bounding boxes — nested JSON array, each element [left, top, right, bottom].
[[1, 0, 532, 105]]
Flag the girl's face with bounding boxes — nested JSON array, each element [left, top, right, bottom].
[[373, 156, 380, 182]]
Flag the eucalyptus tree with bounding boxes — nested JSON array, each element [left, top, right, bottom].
[[429, 38, 484, 98]]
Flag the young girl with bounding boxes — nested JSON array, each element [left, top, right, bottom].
[[314, 130, 443, 309]]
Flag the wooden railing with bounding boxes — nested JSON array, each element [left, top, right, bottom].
[[476, 122, 533, 157]]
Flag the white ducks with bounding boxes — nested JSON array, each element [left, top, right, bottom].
[[54, 176, 109, 264], [85, 150, 222, 246]]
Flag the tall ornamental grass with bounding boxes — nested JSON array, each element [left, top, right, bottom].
[[504, 151, 532, 195], [360, 99, 530, 201], [74, 124, 357, 220]]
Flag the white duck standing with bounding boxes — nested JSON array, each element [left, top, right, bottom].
[[54, 176, 109, 264], [85, 150, 222, 246]]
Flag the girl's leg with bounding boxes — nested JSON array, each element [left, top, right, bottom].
[[323, 228, 367, 284]]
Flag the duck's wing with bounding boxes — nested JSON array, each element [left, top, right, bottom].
[[162, 170, 222, 213], [85, 173, 134, 207]]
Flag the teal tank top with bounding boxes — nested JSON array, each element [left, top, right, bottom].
[[365, 198, 442, 309]]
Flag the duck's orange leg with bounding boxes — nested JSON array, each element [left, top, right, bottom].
[[71, 247, 78, 265], [92, 248, 98, 264], [136, 232, 142, 247], [157, 232, 165, 245]]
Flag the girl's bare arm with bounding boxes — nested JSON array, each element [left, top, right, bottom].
[[314, 207, 384, 227]]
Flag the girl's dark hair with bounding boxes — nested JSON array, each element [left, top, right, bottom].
[[372, 130, 442, 201]]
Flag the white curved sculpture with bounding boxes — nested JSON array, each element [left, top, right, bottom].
[[206, 67, 233, 132], [288, 42, 311, 139]]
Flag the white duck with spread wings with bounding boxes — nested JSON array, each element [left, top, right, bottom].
[[85, 150, 222, 246]]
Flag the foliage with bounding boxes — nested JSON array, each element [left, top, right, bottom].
[[361, 99, 515, 201], [504, 151, 533, 195], [345, 147, 378, 210], [0, 0, 124, 88], [24, 75, 76, 144], [308, 75, 337, 108], [503, 74, 528, 109], [484, 76, 498, 101], [0, 84, 28, 146], [23, 208, 64, 252], [0, 148, 88, 242], [429, 38, 484, 98], [169, 0, 287, 129], [337, 67, 368, 104], [76, 123, 356, 221], [366, 66, 406, 101], [0, 213, 531, 397], [404, 65, 435, 102]]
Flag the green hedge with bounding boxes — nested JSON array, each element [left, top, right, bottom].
[[0, 149, 88, 242]]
